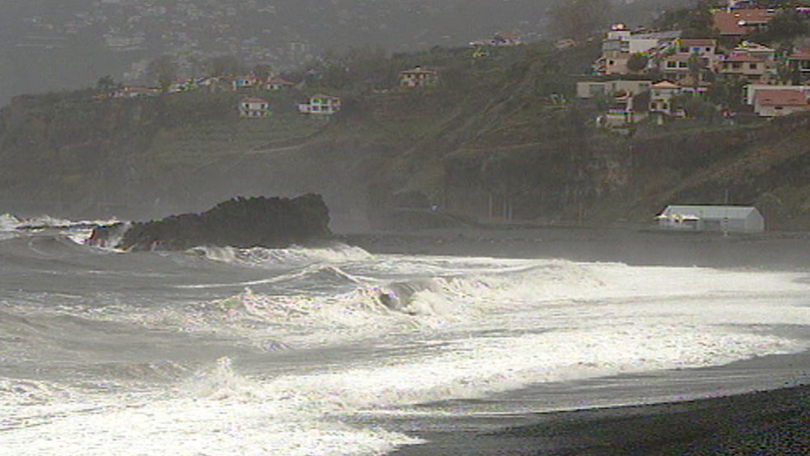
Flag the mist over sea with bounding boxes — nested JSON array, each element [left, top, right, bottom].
[[2, 214, 810, 455]]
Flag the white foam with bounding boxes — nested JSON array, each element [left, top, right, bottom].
[[0, 361, 420, 456], [188, 243, 374, 267], [0, 213, 22, 231]]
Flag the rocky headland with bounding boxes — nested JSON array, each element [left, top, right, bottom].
[[89, 194, 332, 251]]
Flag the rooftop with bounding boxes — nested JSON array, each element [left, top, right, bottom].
[[754, 89, 809, 106], [713, 9, 772, 36]]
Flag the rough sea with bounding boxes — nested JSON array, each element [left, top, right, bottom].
[[2, 213, 810, 456]]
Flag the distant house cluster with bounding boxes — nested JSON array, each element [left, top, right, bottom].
[[107, 73, 299, 100], [579, 0, 810, 126], [469, 32, 523, 47]]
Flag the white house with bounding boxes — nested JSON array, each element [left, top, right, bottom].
[[593, 25, 680, 75], [744, 84, 810, 105], [298, 94, 342, 115], [657, 205, 764, 232], [399, 66, 439, 88], [239, 97, 271, 118], [753, 89, 810, 117], [649, 80, 681, 115], [265, 77, 297, 90]]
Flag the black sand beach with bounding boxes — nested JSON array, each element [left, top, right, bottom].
[[388, 383, 810, 455], [342, 226, 810, 456]]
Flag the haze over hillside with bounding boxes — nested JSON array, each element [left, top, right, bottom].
[[0, 0, 561, 106]]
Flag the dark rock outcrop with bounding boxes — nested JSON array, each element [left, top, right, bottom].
[[91, 194, 332, 251]]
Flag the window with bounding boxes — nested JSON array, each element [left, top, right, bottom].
[[667, 61, 677, 68], [749, 63, 758, 70], [679, 62, 688, 68], [732, 62, 742, 69]]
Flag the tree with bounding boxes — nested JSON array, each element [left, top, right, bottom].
[[707, 75, 747, 111], [146, 55, 178, 92], [96, 75, 118, 93], [626, 53, 649, 73], [252, 64, 272, 82], [653, 3, 714, 39], [205, 55, 241, 78], [673, 93, 717, 121], [549, 0, 612, 40], [749, 10, 809, 45], [687, 51, 708, 92]]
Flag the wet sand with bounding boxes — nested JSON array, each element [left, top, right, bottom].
[[388, 382, 810, 455], [342, 226, 810, 455]]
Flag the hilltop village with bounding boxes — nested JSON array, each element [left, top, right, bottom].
[[579, 0, 810, 129], [81, 0, 810, 130]]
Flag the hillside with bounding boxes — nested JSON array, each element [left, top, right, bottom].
[[2, 38, 810, 231], [0, 0, 699, 108]]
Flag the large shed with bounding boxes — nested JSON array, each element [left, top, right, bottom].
[[657, 205, 765, 233]]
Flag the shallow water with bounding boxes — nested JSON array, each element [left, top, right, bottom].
[[2, 216, 810, 455]]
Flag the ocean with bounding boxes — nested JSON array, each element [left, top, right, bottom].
[[2, 214, 810, 455]]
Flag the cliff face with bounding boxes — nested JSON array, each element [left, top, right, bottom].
[[437, 116, 810, 230]]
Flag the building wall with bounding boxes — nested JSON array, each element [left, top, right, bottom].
[[754, 104, 810, 117], [745, 84, 810, 105]]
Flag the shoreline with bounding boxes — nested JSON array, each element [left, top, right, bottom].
[[385, 349, 810, 455], [343, 226, 810, 455], [387, 382, 810, 455], [338, 225, 810, 270]]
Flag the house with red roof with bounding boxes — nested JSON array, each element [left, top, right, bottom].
[[712, 9, 773, 39], [718, 53, 769, 81], [753, 89, 810, 117]]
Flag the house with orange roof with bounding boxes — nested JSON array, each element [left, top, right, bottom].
[[753, 89, 810, 117], [649, 81, 683, 118], [712, 9, 772, 39]]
